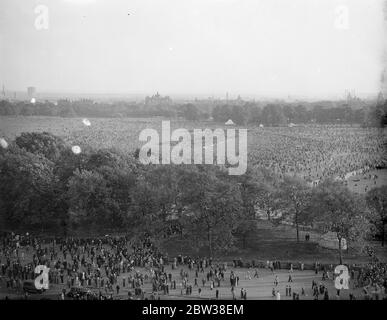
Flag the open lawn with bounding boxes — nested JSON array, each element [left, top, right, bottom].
[[161, 220, 387, 265]]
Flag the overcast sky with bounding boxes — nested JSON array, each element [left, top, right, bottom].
[[0, 0, 385, 98]]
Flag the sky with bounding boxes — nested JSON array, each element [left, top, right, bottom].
[[0, 0, 385, 99]]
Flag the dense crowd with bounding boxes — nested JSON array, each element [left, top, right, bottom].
[[248, 126, 386, 183], [0, 232, 167, 299], [1, 232, 386, 300]]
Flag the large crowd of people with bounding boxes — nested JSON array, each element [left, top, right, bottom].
[[1, 232, 386, 300], [248, 126, 386, 184]]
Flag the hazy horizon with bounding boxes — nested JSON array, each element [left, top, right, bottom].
[[1, 0, 386, 99], [2, 89, 381, 102]]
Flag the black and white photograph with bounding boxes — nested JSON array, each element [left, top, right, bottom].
[[0, 0, 386, 311]]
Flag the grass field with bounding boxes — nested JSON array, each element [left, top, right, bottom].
[[1, 116, 386, 266], [161, 220, 387, 264]]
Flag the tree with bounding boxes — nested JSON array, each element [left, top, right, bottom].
[[261, 104, 286, 126], [130, 177, 163, 235], [282, 105, 295, 123], [15, 132, 67, 162], [212, 105, 232, 123], [0, 145, 60, 230], [365, 100, 387, 127], [0, 134, 140, 235], [0, 100, 17, 115], [255, 186, 278, 221], [276, 176, 311, 242], [294, 105, 309, 123], [230, 105, 247, 125], [85, 149, 118, 169], [180, 103, 200, 121], [309, 180, 370, 264], [246, 104, 262, 124], [66, 169, 123, 231], [232, 169, 261, 248], [59, 105, 78, 117], [66, 150, 137, 232], [178, 167, 243, 257], [366, 186, 387, 247], [131, 165, 183, 237], [252, 168, 281, 221], [54, 148, 90, 184]]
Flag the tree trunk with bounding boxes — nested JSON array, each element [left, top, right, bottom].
[[208, 228, 213, 258], [296, 224, 299, 243], [382, 221, 385, 247], [338, 236, 343, 265]]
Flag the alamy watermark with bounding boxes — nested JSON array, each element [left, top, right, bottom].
[[138, 121, 247, 175]]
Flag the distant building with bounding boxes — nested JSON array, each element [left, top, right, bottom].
[[27, 86, 36, 99], [145, 92, 172, 106], [79, 98, 94, 104]]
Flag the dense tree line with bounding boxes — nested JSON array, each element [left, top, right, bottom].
[[211, 102, 383, 126], [1, 132, 385, 261], [0, 99, 179, 118], [1, 98, 385, 127]]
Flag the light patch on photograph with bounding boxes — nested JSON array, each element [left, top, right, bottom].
[[82, 118, 91, 126], [0, 138, 8, 149], [71, 145, 82, 154]]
